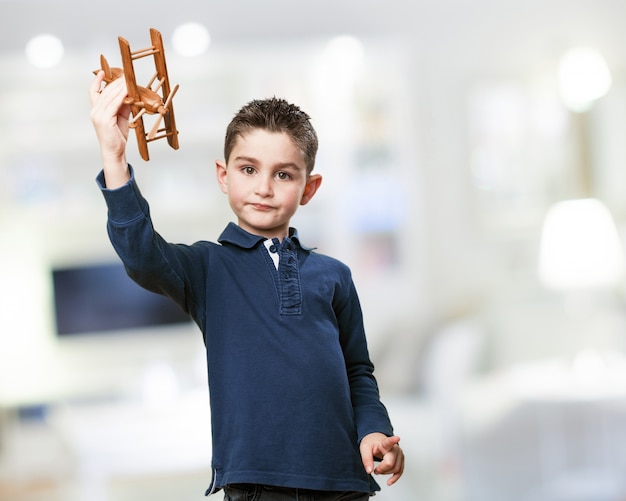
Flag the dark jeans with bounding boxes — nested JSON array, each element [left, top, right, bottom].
[[223, 484, 370, 501]]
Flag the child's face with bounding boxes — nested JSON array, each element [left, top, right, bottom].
[[216, 129, 321, 240]]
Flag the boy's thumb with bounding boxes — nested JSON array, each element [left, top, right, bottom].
[[359, 444, 375, 474]]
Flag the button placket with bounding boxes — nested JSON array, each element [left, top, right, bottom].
[[277, 238, 302, 315]]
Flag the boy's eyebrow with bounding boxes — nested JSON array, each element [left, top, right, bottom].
[[234, 155, 304, 171], [233, 155, 258, 164], [275, 162, 304, 171]]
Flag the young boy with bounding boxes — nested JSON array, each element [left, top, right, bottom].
[[89, 72, 404, 500]]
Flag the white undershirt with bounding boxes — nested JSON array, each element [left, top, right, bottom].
[[263, 238, 280, 269]]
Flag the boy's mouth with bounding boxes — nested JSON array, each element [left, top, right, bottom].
[[250, 203, 273, 211]]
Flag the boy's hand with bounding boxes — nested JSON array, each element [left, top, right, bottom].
[[359, 432, 405, 486], [89, 71, 131, 187]]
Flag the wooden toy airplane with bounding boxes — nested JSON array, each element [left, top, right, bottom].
[[94, 28, 179, 161]]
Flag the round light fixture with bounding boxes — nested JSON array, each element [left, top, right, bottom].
[[558, 47, 612, 112], [25, 34, 64, 68], [172, 22, 211, 57]]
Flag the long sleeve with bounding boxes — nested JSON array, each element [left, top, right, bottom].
[[96, 168, 208, 332], [335, 276, 394, 442]]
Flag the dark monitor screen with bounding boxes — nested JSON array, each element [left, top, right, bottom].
[[52, 262, 191, 336]]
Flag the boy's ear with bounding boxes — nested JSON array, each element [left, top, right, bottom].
[[300, 174, 322, 206], [215, 160, 228, 194]]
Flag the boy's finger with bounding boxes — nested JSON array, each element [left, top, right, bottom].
[[374, 435, 400, 459], [359, 446, 375, 474], [89, 71, 105, 104], [380, 435, 400, 452], [387, 470, 402, 486], [373, 451, 395, 474]]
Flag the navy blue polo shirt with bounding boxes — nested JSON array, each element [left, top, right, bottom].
[[97, 168, 393, 495]]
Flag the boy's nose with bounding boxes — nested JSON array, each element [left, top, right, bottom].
[[255, 175, 273, 196]]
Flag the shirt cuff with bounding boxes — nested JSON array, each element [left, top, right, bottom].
[[96, 165, 148, 223]]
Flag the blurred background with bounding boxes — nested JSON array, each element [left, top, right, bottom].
[[3, 0, 626, 500]]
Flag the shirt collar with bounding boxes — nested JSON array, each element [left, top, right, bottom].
[[217, 222, 315, 251]]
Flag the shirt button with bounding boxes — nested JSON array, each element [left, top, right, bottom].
[[269, 245, 277, 253]]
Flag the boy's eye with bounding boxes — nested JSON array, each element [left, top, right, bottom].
[[242, 166, 255, 175], [276, 171, 291, 180]]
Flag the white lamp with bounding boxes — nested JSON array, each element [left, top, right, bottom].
[[538, 198, 624, 290], [558, 47, 612, 113]]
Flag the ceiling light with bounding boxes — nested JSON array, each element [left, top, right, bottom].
[[325, 35, 365, 72], [172, 22, 210, 57], [25, 34, 64, 68], [558, 47, 612, 112]]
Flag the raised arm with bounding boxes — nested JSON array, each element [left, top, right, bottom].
[[89, 71, 131, 188]]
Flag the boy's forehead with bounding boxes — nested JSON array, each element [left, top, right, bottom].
[[231, 129, 304, 161]]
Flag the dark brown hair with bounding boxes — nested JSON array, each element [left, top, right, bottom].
[[224, 97, 318, 173]]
